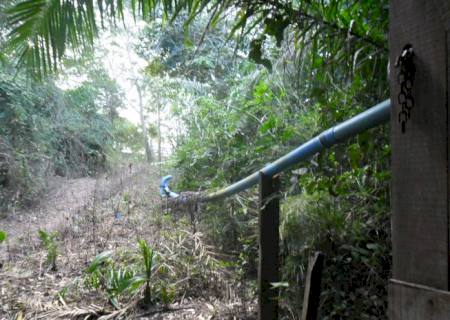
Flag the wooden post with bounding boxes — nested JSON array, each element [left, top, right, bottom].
[[301, 252, 325, 320], [389, 0, 450, 318], [258, 172, 280, 320]]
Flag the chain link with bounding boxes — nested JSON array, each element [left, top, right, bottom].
[[395, 44, 416, 133]]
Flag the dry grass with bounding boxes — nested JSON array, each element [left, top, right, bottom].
[[0, 163, 255, 319]]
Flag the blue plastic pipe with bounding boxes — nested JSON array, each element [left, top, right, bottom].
[[160, 175, 179, 198], [201, 99, 391, 202]]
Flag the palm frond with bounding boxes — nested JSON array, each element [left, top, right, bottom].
[[3, 0, 227, 78], [4, 0, 147, 77], [5, 0, 97, 78]]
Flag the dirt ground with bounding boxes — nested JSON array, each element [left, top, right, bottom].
[[0, 164, 255, 320]]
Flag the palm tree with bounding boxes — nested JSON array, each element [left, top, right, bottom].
[[2, 0, 218, 78]]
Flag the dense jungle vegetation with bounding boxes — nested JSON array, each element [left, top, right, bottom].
[[0, 0, 390, 319]]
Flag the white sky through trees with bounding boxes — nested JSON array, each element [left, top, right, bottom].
[[58, 12, 177, 156]]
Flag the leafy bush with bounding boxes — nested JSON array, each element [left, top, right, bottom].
[[168, 1, 391, 316], [0, 64, 140, 210], [280, 187, 390, 319]]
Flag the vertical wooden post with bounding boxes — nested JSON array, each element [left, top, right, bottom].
[[389, 0, 450, 318], [301, 252, 325, 320], [258, 172, 280, 320]]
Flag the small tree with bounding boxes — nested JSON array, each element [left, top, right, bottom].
[[38, 230, 58, 272]]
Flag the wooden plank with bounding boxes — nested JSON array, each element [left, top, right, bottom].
[[258, 173, 280, 320], [448, 31, 450, 293], [390, 0, 450, 291], [389, 279, 450, 319], [433, 1, 450, 30], [301, 252, 325, 320]]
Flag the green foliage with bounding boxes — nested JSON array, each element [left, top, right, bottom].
[[4, 0, 139, 77], [4, 0, 388, 78], [86, 250, 113, 274], [38, 229, 59, 271], [85, 241, 158, 308], [0, 69, 51, 207], [165, 1, 390, 318], [3, 0, 227, 77], [138, 239, 155, 304], [0, 230, 6, 243], [0, 61, 139, 209], [136, 12, 240, 93], [111, 118, 146, 159], [249, 37, 272, 71], [85, 249, 139, 308], [280, 178, 390, 318]]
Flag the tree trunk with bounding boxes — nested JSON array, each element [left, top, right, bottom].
[[136, 83, 152, 163], [157, 101, 162, 163]]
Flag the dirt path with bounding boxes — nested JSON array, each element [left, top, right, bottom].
[[1, 176, 97, 243], [1, 162, 159, 246], [0, 164, 254, 320], [0, 164, 161, 315]]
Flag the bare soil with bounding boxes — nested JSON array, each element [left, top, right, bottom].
[[0, 164, 255, 320]]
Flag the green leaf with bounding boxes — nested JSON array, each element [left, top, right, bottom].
[[0, 230, 7, 243], [128, 275, 147, 291], [260, 115, 277, 133], [249, 38, 272, 71], [263, 14, 290, 47], [366, 243, 380, 250], [109, 296, 120, 309], [348, 144, 362, 169], [38, 229, 49, 243], [138, 239, 155, 278], [86, 250, 113, 273], [270, 282, 289, 289], [4, 0, 166, 77]]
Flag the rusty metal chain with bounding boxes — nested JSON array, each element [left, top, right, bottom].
[[395, 44, 416, 133]]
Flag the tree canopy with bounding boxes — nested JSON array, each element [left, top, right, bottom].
[[3, 0, 387, 78]]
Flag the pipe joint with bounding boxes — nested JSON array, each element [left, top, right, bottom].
[[318, 128, 337, 148]]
